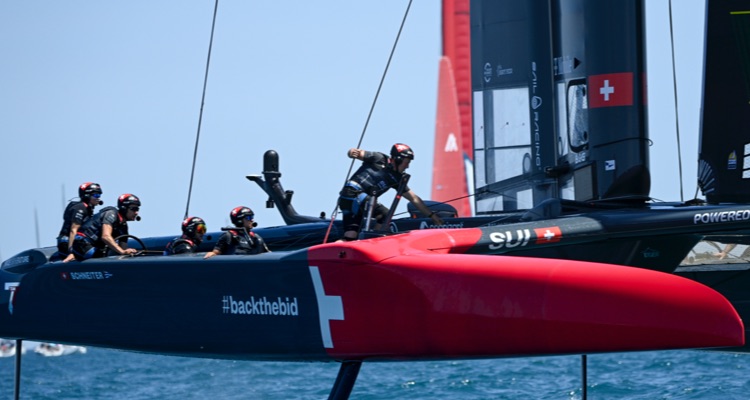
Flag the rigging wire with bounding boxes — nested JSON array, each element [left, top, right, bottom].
[[667, 0, 686, 202], [323, 0, 414, 243], [184, 0, 220, 219]]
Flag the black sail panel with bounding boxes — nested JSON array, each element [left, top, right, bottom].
[[471, 0, 650, 213], [699, 0, 750, 203], [563, 0, 649, 203], [471, 0, 557, 213]]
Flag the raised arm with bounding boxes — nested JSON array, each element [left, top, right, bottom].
[[348, 148, 365, 160]]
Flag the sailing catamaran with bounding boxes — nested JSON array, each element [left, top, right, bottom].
[[2, 0, 749, 398]]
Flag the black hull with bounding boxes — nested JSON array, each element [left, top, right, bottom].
[[2, 253, 330, 361]]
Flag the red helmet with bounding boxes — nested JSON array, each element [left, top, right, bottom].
[[182, 216, 206, 239], [117, 194, 141, 214], [78, 182, 102, 201], [230, 206, 254, 227], [390, 143, 414, 164]]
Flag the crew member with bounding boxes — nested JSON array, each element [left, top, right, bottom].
[[165, 216, 207, 255], [204, 206, 269, 259], [68, 193, 141, 261], [56, 182, 103, 256], [338, 143, 443, 240]]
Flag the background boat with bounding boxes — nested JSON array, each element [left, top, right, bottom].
[[33, 343, 87, 357]]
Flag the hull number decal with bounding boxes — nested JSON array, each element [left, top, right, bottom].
[[489, 226, 563, 249]]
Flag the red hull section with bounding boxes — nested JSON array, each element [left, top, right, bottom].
[[309, 231, 743, 360]]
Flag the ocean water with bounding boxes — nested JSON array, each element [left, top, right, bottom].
[[1, 347, 749, 399]]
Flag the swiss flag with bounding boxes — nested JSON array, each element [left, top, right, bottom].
[[588, 72, 633, 108], [534, 227, 562, 244]]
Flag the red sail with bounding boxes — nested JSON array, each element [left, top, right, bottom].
[[442, 0, 473, 161], [432, 56, 472, 216]]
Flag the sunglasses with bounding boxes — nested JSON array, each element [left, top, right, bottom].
[[129, 207, 140, 212], [92, 193, 102, 198], [196, 224, 206, 234], [244, 215, 255, 221]]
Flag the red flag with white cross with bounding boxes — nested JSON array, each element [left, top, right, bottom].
[[588, 72, 633, 108]]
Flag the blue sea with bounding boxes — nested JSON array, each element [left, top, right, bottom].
[[2, 347, 749, 399]]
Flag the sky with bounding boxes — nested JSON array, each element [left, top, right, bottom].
[[0, 1, 706, 260]]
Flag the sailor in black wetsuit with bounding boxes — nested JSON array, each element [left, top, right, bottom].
[[164, 216, 206, 255], [204, 206, 269, 259], [338, 143, 443, 240], [56, 182, 103, 257], [69, 193, 141, 261]]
